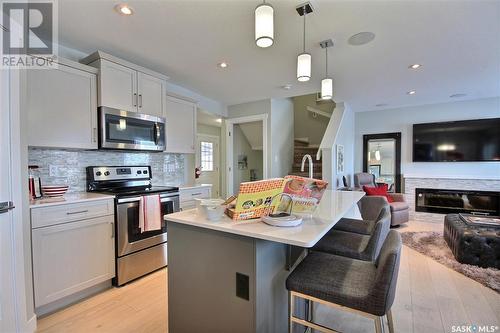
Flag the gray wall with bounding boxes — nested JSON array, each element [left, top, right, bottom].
[[270, 98, 294, 178], [28, 148, 186, 192], [293, 94, 334, 145], [334, 104, 355, 188], [354, 97, 500, 179], [227, 98, 294, 180]]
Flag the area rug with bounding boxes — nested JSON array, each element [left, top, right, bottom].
[[400, 231, 500, 293]]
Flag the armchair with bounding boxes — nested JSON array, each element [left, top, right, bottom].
[[354, 172, 410, 227]]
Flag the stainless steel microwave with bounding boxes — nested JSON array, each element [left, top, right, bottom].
[[99, 107, 166, 151]]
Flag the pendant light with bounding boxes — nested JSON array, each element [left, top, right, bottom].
[[296, 3, 313, 82], [255, 0, 274, 48], [320, 39, 333, 100]]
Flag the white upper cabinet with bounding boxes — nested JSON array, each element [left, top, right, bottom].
[[82, 51, 168, 117], [137, 72, 166, 118], [99, 59, 137, 112], [27, 60, 98, 149], [165, 95, 197, 154]]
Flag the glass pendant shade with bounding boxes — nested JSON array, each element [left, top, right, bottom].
[[321, 78, 333, 99], [375, 150, 381, 161], [297, 53, 311, 82], [255, 4, 274, 48]]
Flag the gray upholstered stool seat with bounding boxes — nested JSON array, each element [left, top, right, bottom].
[[333, 196, 390, 235], [286, 251, 378, 314], [286, 231, 402, 333], [313, 201, 391, 261]]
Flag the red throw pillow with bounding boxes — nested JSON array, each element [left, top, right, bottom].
[[363, 184, 394, 203]]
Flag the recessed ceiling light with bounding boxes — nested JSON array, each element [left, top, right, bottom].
[[408, 64, 422, 70], [215, 118, 222, 123], [348, 32, 375, 46], [217, 62, 228, 68], [407, 90, 416, 95], [282, 84, 292, 90], [375, 103, 388, 107], [114, 3, 134, 15], [450, 93, 467, 98]]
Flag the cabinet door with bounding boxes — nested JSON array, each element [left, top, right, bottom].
[[27, 64, 97, 149], [32, 216, 115, 307], [137, 72, 166, 117], [164, 95, 197, 153], [99, 59, 137, 112]]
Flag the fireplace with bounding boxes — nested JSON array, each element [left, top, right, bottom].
[[415, 188, 500, 215]]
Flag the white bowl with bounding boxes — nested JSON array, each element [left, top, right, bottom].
[[199, 200, 226, 221]]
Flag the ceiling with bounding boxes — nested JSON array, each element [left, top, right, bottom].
[[58, 0, 500, 111]]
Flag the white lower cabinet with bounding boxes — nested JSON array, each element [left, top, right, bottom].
[[31, 201, 115, 308], [179, 186, 212, 210]]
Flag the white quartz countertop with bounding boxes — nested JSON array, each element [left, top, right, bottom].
[[30, 192, 115, 209], [179, 184, 213, 190], [165, 190, 364, 247]]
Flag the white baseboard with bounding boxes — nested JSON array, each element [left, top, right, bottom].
[[22, 314, 37, 333]]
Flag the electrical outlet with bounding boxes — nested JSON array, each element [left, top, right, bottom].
[[49, 165, 63, 177]]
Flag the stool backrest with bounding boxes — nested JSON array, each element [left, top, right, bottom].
[[372, 231, 402, 314], [361, 205, 391, 260], [358, 196, 389, 222]]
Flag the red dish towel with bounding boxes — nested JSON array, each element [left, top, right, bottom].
[[139, 194, 162, 232]]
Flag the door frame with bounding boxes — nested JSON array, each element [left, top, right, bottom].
[[362, 132, 402, 192], [1, 68, 35, 332], [225, 114, 268, 196], [196, 133, 221, 197]]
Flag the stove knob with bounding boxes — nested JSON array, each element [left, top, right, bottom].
[[143, 170, 148, 174], [137, 170, 142, 174], [104, 171, 110, 176], [96, 171, 102, 176]]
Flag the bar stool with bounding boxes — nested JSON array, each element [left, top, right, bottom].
[[312, 204, 391, 261], [286, 230, 402, 333], [333, 196, 390, 235]]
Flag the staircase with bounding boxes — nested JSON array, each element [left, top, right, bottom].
[[290, 139, 322, 179]]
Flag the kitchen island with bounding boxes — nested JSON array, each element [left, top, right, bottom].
[[165, 190, 364, 333]]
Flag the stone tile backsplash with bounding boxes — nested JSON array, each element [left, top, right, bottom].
[[29, 148, 186, 193]]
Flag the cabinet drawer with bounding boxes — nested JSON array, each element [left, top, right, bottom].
[[31, 199, 114, 229], [180, 187, 211, 202]]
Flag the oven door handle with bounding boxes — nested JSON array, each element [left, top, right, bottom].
[[154, 123, 160, 145], [117, 197, 142, 204]]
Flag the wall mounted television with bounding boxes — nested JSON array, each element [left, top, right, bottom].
[[412, 118, 500, 162]]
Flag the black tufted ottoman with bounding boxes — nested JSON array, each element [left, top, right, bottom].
[[444, 214, 500, 269]]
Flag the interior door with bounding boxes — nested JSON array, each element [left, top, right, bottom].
[[0, 70, 19, 332], [196, 134, 220, 198], [137, 72, 165, 118]]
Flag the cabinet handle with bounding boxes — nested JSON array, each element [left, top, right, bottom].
[[111, 222, 115, 238], [133, 93, 137, 107], [139, 94, 143, 108], [93, 128, 97, 143], [66, 210, 88, 215], [191, 192, 203, 196]]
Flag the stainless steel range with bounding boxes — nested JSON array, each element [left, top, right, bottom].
[[86, 166, 179, 286]]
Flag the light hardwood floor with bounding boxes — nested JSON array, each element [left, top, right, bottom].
[[37, 220, 499, 333]]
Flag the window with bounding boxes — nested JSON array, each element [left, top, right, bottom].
[[200, 141, 214, 171]]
